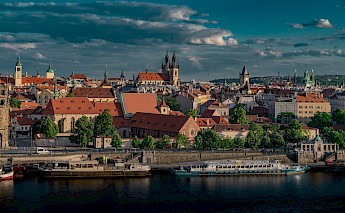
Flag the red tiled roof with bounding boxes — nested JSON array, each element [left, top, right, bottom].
[[0, 77, 14, 84], [201, 100, 227, 108], [112, 116, 130, 128], [122, 93, 159, 115], [214, 124, 250, 132], [22, 77, 53, 85], [20, 102, 41, 110], [131, 112, 193, 133], [137, 72, 170, 81], [296, 93, 327, 103], [10, 109, 35, 118], [43, 97, 99, 115], [169, 111, 185, 116], [212, 116, 229, 124], [16, 116, 36, 126], [36, 85, 66, 91], [72, 88, 114, 98], [93, 102, 123, 117], [246, 115, 258, 122], [70, 73, 87, 80], [201, 109, 219, 117], [195, 118, 216, 128]]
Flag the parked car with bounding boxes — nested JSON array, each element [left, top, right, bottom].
[[35, 147, 50, 155]]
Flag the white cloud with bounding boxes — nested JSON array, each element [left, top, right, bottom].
[[311, 18, 333, 28], [33, 52, 46, 59], [289, 18, 333, 29], [0, 43, 37, 50]]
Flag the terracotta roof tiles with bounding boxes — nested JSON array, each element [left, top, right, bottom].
[[122, 93, 159, 115]]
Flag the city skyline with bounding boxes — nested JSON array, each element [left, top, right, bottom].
[[0, 0, 344, 81]]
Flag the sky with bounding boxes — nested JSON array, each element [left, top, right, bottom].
[[0, 0, 344, 81]]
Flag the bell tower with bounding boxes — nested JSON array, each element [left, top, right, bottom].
[[0, 82, 9, 149], [15, 55, 22, 87], [171, 51, 180, 86], [239, 65, 250, 87]]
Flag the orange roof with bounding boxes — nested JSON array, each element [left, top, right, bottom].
[[22, 77, 53, 85], [72, 88, 114, 98], [36, 85, 67, 91], [122, 93, 159, 115], [195, 118, 216, 128], [137, 72, 170, 81], [131, 112, 194, 133], [70, 73, 87, 80], [93, 102, 123, 117], [0, 77, 14, 84], [43, 97, 99, 115], [296, 93, 327, 103], [169, 111, 185, 116], [16, 116, 36, 126], [20, 102, 41, 110]]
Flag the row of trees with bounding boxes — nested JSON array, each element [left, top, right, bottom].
[[307, 110, 345, 148], [194, 119, 308, 150], [131, 134, 189, 149], [40, 110, 122, 147]]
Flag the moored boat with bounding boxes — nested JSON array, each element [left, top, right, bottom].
[[38, 160, 151, 178], [1, 165, 14, 181], [173, 160, 308, 176]]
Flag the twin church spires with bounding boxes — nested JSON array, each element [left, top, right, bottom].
[[161, 51, 180, 86]]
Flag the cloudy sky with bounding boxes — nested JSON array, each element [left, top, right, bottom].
[[0, 0, 344, 81]]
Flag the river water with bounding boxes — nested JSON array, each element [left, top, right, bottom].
[[1, 172, 345, 212]]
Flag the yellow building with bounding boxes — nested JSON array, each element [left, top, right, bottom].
[[0, 81, 9, 149], [296, 93, 331, 123]]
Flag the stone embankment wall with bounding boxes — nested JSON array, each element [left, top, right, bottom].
[[143, 151, 293, 164], [0, 154, 88, 165], [0, 151, 295, 165]]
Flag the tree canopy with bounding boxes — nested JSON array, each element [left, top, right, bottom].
[[308, 111, 332, 131], [156, 134, 170, 149], [132, 136, 140, 148], [174, 133, 189, 149], [74, 116, 94, 146], [194, 129, 222, 150], [40, 117, 59, 138], [140, 135, 156, 149], [9, 97, 20, 108], [229, 104, 248, 124], [166, 98, 180, 111], [94, 109, 122, 148], [284, 119, 309, 145], [332, 109, 345, 125], [185, 108, 199, 118]]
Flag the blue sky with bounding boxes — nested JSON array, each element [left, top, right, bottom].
[[0, 0, 344, 81]]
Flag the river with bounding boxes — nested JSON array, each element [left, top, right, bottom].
[[1, 172, 345, 212]]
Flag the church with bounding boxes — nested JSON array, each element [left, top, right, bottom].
[[136, 51, 180, 87]]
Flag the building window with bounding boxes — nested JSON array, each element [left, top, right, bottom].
[[191, 129, 195, 136], [70, 117, 75, 133]]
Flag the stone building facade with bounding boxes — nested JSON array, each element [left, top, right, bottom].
[[0, 82, 9, 149]]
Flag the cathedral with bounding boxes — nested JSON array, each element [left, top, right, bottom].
[[239, 65, 250, 89], [136, 51, 180, 87]]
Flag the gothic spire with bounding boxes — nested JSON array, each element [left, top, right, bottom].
[[120, 70, 124, 79], [54, 78, 59, 100], [104, 65, 108, 82]]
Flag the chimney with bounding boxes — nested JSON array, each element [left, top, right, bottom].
[[206, 118, 209, 126]]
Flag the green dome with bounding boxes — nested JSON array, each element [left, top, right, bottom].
[[314, 135, 322, 141], [47, 64, 54, 73]]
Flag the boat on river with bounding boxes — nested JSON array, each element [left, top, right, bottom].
[[0, 165, 13, 181], [173, 160, 308, 176], [38, 160, 151, 178]]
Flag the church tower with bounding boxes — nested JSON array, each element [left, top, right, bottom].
[[0, 82, 9, 149], [239, 65, 250, 88], [171, 51, 180, 86], [46, 63, 55, 79], [15, 55, 22, 87]]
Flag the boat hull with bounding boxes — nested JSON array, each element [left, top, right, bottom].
[[0, 171, 14, 181], [39, 170, 151, 178]]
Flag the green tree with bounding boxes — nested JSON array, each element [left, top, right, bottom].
[[221, 137, 234, 149], [233, 138, 245, 148], [9, 97, 20, 108], [230, 104, 248, 124], [185, 108, 199, 118], [270, 133, 285, 148], [174, 133, 189, 149], [75, 116, 94, 146], [111, 132, 122, 148], [332, 109, 345, 125], [322, 127, 345, 148], [194, 129, 222, 150], [246, 122, 264, 148], [308, 111, 332, 131], [277, 112, 296, 124], [166, 98, 180, 111], [140, 135, 156, 149], [156, 134, 170, 149], [132, 136, 140, 148], [284, 119, 309, 145], [40, 117, 58, 138], [94, 109, 122, 147]]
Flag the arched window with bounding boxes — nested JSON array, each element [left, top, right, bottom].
[[58, 119, 65, 133], [70, 117, 75, 133], [191, 129, 195, 136]]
